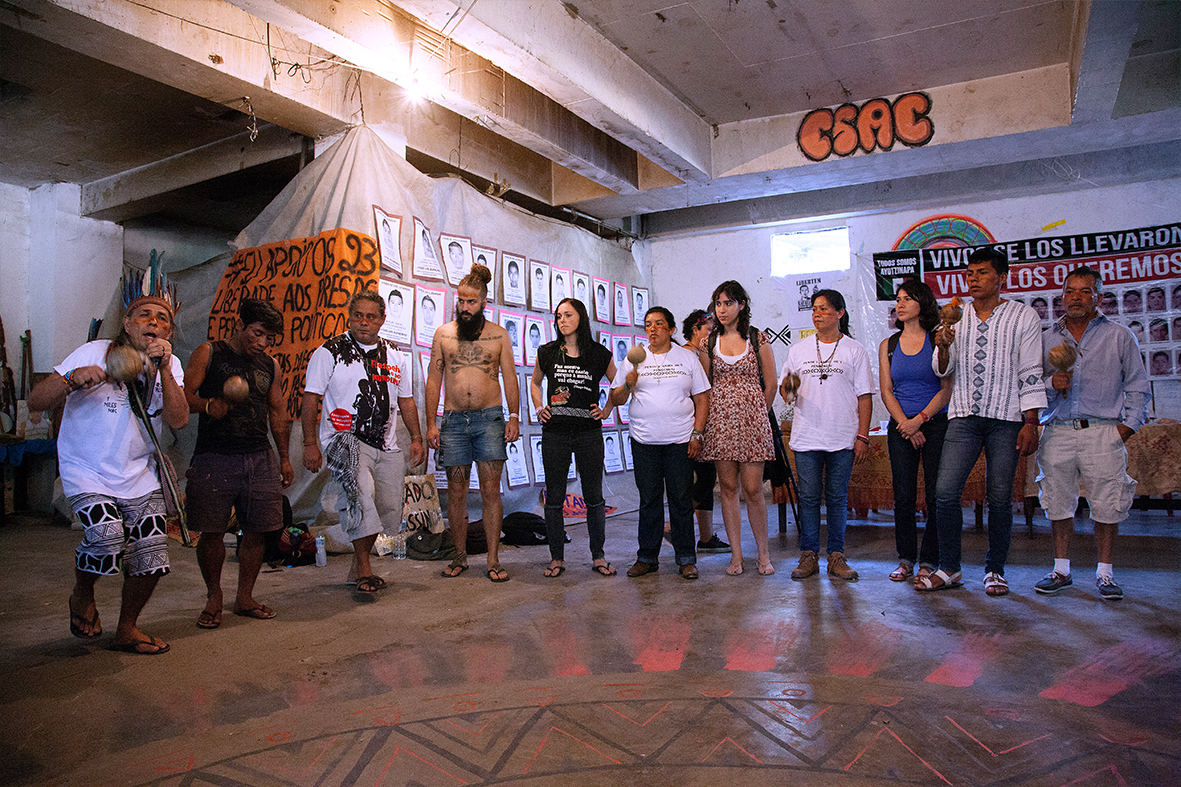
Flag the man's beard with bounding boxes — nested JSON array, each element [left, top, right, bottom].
[[456, 310, 486, 341]]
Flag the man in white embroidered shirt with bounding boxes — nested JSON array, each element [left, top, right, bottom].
[[1033, 266, 1150, 601], [920, 247, 1047, 596]]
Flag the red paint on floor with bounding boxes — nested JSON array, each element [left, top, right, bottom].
[[925, 632, 1003, 688], [1039, 639, 1176, 707], [828, 622, 900, 677], [629, 614, 691, 672]]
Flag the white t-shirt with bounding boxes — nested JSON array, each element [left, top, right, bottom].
[[780, 334, 874, 452], [612, 343, 710, 444], [54, 340, 185, 499], [305, 334, 413, 452]]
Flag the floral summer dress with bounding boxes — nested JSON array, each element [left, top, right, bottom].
[[701, 341, 774, 462]]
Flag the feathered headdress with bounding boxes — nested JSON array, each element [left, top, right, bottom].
[[121, 249, 180, 319]]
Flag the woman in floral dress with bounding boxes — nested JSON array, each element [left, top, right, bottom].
[[701, 281, 778, 575]]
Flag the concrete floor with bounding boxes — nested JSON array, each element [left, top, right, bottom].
[[2, 508, 1180, 787]]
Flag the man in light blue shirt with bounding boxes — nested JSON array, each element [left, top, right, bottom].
[[1035, 266, 1150, 600]]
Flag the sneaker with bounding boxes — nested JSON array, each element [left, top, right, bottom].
[[1034, 571, 1072, 595], [697, 535, 731, 553], [791, 551, 819, 580], [1097, 576, 1124, 600], [827, 551, 859, 581]]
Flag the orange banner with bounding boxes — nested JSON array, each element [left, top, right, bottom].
[[209, 228, 380, 419]]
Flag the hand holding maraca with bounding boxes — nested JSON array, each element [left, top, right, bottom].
[[1048, 342, 1077, 392]]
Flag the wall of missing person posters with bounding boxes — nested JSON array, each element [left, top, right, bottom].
[[200, 126, 645, 523]]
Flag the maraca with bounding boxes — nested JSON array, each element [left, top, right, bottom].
[[1047, 342, 1077, 372], [106, 344, 146, 383], [626, 344, 647, 364], [223, 375, 250, 403], [781, 371, 801, 403], [939, 296, 964, 328]]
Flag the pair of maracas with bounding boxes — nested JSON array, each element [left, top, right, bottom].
[[937, 297, 1076, 371], [105, 345, 250, 402]]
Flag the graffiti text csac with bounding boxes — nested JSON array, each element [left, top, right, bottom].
[[797, 92, 933, 162]]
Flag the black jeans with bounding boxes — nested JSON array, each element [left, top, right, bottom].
[[631, 440, 696, 566], [542, 428, 606, 561], [691, 460, 716, 511], [886, 414, 947, 567]]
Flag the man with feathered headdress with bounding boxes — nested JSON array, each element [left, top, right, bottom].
[[28, 255, 188, 655]]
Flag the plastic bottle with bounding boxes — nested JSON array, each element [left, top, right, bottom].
[[393, 522, 407, 559], [315, 533, 327, 567]]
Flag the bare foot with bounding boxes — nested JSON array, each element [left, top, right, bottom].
[[726, 561, 744, 576], [758, 561, 776, 575]]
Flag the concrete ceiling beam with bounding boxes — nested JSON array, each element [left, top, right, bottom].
[[225, 0, 642, 194], [1070, 0, 1143, 123], [9, 0, 360, 139], [572, 108, 1181, 222], [387, 0, 714, 183], [81, 123, 308, 221]]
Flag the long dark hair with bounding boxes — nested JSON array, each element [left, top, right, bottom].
[[813, 289, 851, 336], [711, 280, 752, 340], [895, 279, 939, 332], [682, 309, 712, 342], [550, 297, 595, 354]]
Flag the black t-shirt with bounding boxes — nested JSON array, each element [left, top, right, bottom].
[[194, 340, 275, 455], [537, 341, 612, 432]]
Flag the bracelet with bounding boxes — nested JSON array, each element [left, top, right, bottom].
[[623, 381, 633, 391], [62, 368, 79, 389], [509, 414, 519, 420], [690, 429, 704, 442], [918, 411, 930, 422], [1024, 415, 1038, 425], [204, 399, 212, 415], [855, 434, 870, 445], [411, 436, 423, 442]]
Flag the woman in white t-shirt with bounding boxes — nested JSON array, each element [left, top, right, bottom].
[[611, 306, 711, 580], [778, 289, 873, 582]]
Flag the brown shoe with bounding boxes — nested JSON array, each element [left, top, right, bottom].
[[627, 560, 658, 577], [790, 551, 819, 580], [827, 551, 859, 581], [679, 564, 699, 580]]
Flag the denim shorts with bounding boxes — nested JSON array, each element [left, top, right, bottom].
[[437, 407, 508, 466]]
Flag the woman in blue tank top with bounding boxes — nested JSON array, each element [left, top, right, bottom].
[[877, 280, 952, 586]]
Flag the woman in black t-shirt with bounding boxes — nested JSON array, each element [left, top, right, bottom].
[[530, 298, 618, 577]]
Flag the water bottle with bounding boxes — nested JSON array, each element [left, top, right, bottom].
[[315, 533, 328, 567], [393, 531, 407, 560]]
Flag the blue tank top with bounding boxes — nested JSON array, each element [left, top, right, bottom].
[[890, 334, 946, 418]]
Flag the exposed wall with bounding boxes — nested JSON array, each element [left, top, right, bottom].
[[647, 177, 1181, 421], [1, 183, 123, 374]]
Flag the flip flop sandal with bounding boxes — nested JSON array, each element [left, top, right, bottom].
[[233, 605, 276, 620], [486, 564, 510, 582], [355, 576, 386, 593], [915, 569, 962, 591], [592, 563, 616, 576], [110, 637, 170, 655], [889, 564, 914, 581], [196, 610, 222, 629], [544, 563, 565, 577], [442, 559, 469, 577], [69, 599, 102, 639]]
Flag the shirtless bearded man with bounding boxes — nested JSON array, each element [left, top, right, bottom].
[[426, 264, 520, 581]]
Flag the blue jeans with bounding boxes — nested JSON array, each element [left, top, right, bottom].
[[631, 440, 696, 566], [794, 449, 855, 555], [542, 428, 606, 561], [886, 415, 947, 567], [934, 416, 1022, 576]]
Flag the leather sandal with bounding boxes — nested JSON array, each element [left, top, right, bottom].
[[915, 569, 962, 591]]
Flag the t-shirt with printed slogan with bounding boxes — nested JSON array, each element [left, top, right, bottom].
[[305, 333, 413, 451], [537, 341, 612, 433], [611, 343, 711, 445], [779, 334, 874, 452]]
